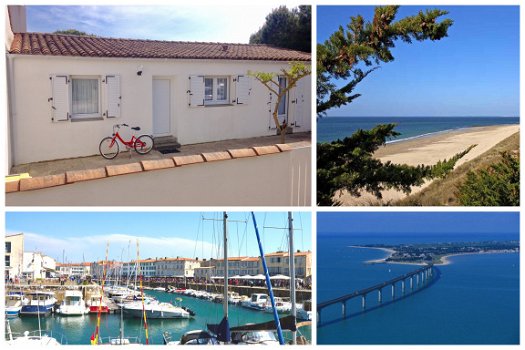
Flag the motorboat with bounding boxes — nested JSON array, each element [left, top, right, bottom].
[[122, 300, 193, 319], [297, 300, 312, 321], [227, 291, 246, 305], [115, 294, 156, 307], [57, 290, 89, 316], [5, 292, 25, 317], [263, 297, 293, 313], [241, 293, 268, 311], [20, 291, 56, 316], [6, 330, 64, 345], [86, 293, 109, 313]]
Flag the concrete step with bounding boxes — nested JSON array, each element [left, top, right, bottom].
[[153, 135, 181, 153]]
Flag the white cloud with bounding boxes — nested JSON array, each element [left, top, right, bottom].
[[20, 231, 216, 263], [29, 4, 307, 43]]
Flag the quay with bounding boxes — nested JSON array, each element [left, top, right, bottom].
[[5, 280, 312, 313]]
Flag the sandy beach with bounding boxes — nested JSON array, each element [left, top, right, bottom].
[[349, 245, 395, 263], [337, 124, 519, 205]]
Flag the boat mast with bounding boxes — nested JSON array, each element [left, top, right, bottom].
[[250, 212, 285, 345], [223, 212, 228, 322], [137, 240, 149, 345], [288, 212, 297, 345]]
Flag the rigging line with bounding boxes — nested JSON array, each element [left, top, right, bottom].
[[236, 221, 240, 258], [192, 214, 203, 260], [298, 212, 305, 252]]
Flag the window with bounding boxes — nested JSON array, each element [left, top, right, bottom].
[[204, 76, 229, 105], [5, 255, 10, 267], [71, 77, 100, 119], [277, 76, 287, 116], [5, 242, 11, 253]]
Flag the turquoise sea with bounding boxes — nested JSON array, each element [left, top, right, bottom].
[[317, 234, 519, 344], [317, 116, 520, 143], [7, 290, 310, 345]]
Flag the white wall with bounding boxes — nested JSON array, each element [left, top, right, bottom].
[[23, 252, 56, 279], [8, 55, 311, 165], [6, 146, 311, 206]]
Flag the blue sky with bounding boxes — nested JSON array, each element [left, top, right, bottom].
[[26, 3, 304, 43], [6, 212, 311, 263], [317, 212, 519, 237], [317, 6, 520, 117]]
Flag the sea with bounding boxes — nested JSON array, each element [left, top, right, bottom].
[[317, 233, 519, 344], [7, 290, 311, 345], [317, 116, 520, 143]]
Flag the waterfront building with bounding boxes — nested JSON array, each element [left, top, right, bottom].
[[56, 262, 91, 278], [155, 257, 201, 277], [90, 251, 311, 281], [5, 233, 24, 280], [265, 251, 312, 278], [193, 266, 215, 281], [22, 252, 56, 280], [199, 251, 312, 279]]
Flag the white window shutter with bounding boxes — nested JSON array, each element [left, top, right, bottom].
[[236, 75, 251, 105], [51, 75, 69, 122], [106, 75, 121, 118], [188, 75, 205, 107], [268, 92, 276, 130]]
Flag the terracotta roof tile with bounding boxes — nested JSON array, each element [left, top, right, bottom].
[[10, 32, 311, 62]]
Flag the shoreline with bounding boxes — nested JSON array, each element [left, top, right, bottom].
[[350, 245, 518, 266], [348, 245, 395, 264], [337, 124, 520, 205]]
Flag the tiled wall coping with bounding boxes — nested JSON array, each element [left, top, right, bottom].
[[6, 145, 292, 193]]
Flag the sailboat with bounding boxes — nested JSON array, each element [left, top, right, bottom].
[[229, 212, 310, 345]]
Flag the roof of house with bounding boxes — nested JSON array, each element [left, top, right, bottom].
[[9, 32, 311, 62]]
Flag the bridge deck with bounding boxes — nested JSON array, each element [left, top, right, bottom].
[[318, 264, 432, 310]]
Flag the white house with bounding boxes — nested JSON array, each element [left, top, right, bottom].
[[22, 252, 57, 280], [5, 7, 311, 167], [56, 262, 91, 278]]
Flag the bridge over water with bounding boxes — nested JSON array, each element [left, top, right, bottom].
[[317, 264, 435, 324]]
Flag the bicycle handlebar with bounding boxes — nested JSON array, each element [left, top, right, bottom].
[[113, 123, 129, 129]]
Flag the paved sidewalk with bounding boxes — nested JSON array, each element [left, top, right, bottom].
[[10, 132, 311, 177]]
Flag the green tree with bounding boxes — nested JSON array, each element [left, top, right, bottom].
[[250, 62, 311, 144], [317, 6, 452, 115], [457, 152, 519, 206], [53, 29, 93, 36], [318, 124, 431, 205], [250, 5, 311, 53]]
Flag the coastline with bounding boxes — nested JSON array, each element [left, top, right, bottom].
[[348, 245, 395, 264], [351, 245, 518, 266], [337, 124, 520, 205]]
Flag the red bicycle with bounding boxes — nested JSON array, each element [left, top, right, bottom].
[[99, 124, 154, 159]]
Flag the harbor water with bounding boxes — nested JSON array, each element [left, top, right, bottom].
[[7, 290, 311, 345]]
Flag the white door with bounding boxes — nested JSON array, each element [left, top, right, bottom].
[[153, 79, 171, 136]]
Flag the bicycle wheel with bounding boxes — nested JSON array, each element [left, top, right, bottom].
[[99, 137, 119, 159], [134, 135, 154, 155]]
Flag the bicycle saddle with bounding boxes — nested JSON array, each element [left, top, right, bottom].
[[132, 127, 141, 131]]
